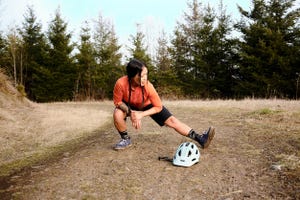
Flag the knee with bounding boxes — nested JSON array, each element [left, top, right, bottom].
[[113, 108, 126, 122], [165, 116, 179, 127]]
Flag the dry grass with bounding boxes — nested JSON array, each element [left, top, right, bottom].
[[4, 99, 299, 200], [0, 69, 16, 96], [1, 69, 299, 180], [1, 98, 299, 177], [163, 98, 299, 111], [0, 71, 112, 176], [0, 102, 111, 166], [34, 102, 111, 147]]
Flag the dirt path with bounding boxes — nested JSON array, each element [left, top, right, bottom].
[[2, 101, 300, 200]]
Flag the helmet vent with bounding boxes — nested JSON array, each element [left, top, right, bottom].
[[188, 150, 192, 157]]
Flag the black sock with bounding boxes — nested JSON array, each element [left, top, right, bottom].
[[188, 129, 205, 143], [119, 130, 130, 139], [187, 129, 197, 139]]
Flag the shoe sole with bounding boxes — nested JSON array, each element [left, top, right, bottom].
[[114, 143, 132, 150], [203, 126, 215, 149]]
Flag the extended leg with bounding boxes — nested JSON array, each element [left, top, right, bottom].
[[164, 116, 215, 148]]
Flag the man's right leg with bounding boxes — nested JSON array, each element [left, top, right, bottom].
[[113, 108, 132, 150]]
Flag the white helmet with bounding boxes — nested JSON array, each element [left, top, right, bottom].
[[173, 142, 200, 167]]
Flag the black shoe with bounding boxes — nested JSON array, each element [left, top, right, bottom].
[[196, 127, 215, 148]]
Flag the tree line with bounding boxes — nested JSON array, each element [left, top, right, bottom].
[[0, 0, 299, 102]]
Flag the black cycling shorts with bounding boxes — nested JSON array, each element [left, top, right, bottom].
[[143, 104, 172, 126], [126, 103, 172, 126]]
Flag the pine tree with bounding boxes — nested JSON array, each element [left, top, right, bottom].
[[93, 14, 122, 99], [171, 0, 201, 97], [19, 6, 49, 101], [155, 31, 172, 72], [154, 31, 182, 98], [0, 33, 8, 71], [47, 7, 75, 101], [236, 0, 300, 98], [128, 24, 153, 81], [170, 26, 191, 96], [210, 0, 239, 98], [75, 21, 96, 100], [171, 0, 236, 98], [0, 33, 18, 84]]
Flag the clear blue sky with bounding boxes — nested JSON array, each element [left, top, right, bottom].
[[0, 0, 251, 59]]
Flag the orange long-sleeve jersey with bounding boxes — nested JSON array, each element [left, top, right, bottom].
[[113, 76, 162, 110]]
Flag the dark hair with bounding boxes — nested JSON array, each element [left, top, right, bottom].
[[126, 58, 146, 79]]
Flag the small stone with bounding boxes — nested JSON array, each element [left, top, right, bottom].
[[270, 164, 282, 171]]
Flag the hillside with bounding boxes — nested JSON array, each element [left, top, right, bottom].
[[0, 70, 32, 108], [0, 70, 111, 179]]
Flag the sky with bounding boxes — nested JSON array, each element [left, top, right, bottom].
[[0, 0, 252, 60]]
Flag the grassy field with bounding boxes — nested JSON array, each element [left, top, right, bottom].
[[1, 99, 299, 175], [2, 67, 300, 198], [0, 98, 299, 199]]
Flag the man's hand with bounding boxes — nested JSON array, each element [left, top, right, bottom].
[[130, 111, 143, 129]]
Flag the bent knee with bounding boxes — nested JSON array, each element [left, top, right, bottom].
[[114, 108, 126, 120]]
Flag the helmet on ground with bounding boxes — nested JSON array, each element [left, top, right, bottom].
[[173, 142, 200, 167]]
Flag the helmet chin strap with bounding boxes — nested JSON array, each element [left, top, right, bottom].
[[158, 156, 173, 162]]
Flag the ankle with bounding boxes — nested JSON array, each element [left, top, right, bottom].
[[187, 129, 196, 139], [119, 130, 130, 139], [187, 129, 205, 145], [187, 129, 202, 139]]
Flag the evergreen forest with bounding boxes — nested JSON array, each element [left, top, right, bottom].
[[0, 0, 299, 102]]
